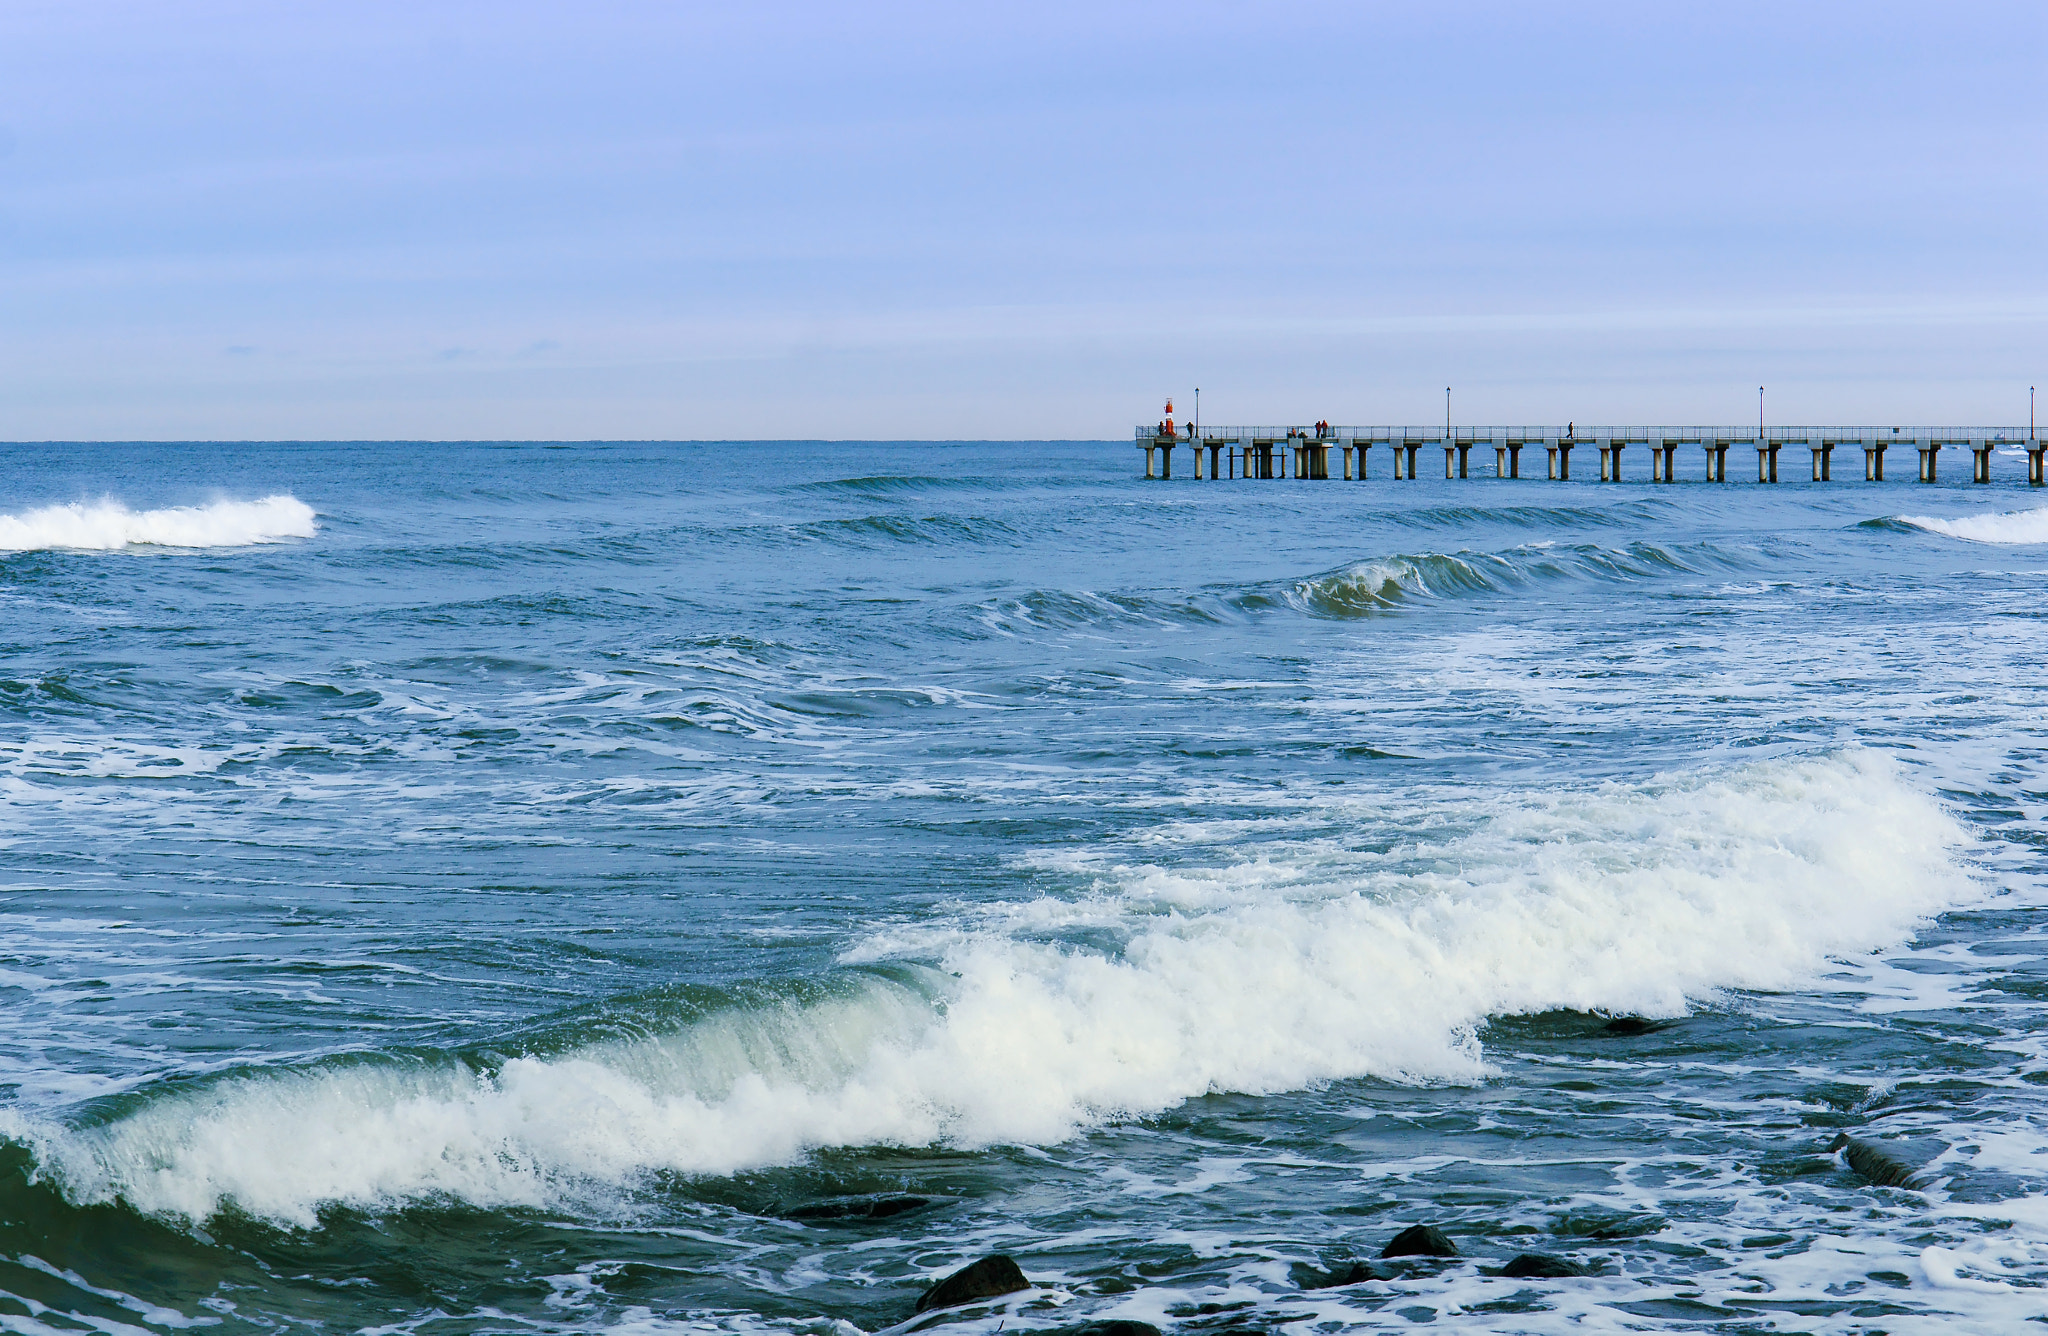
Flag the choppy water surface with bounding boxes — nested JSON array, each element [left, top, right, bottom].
[[3, 439, 2048, 1335]]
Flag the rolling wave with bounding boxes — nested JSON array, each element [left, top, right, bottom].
[[0, 496, 315, 552], [980, 540, 1742, 634], [4, 750, 1972, 1229]]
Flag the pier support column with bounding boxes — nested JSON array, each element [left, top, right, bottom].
[[1811, 443, 1833, 482], [1705, 443, 1729, 482], [1757, 442, 1780, 483], [1864, 444, 1886, 481], [1508, 443, 1523, 478], [1208, 444, 1222, 479], [1444, 444, 1456, 479], [1917, 442, 1940, 483], [1599, 442, 1625, 481], [1191, 442, 1204, 480], [1547, 443, 1574, 480], [1143, 445, 1156, 479], [1971, 442, 1994, 484], [1343, 445, 1355, 480], [2029, 443, 2045, 486], [1357, 444, 1370, 480], [1495, 445, 1507, 478], [1456, 442, 1472, 478], [1160, 443, 1173, 480], [1402, 443, 1420, 479]]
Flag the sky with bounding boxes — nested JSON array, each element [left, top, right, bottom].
[[2, 0, 2044, 439]]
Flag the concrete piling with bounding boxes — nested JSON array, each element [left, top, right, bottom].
[[2029, 441, 2045, 486], [1547, 441, 1574, 480], [1600, 440, 1628, 482], [1917, 441, 1940, 483], [1971, 441, 1995, 484], [1811, 441, 1834, 483], [1864, 442, 1887, 481]]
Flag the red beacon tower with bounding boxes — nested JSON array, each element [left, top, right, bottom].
[[1162, 399, 1175, 438]]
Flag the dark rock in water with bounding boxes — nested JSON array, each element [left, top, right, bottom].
[[1499, 1253, 1588, 1278], [1290, 1260, 1377, 1289], [1381, 1225, 1458, 1258], [1602, 1017, 1659, 1035], [1043, 1323, 1162, 1336], [784, 1193, 934, 1222], [1831, 1134, 1928, 1189], [914, 1254, 1031, 1314]]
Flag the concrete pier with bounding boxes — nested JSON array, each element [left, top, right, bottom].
[[1144, 425, 2030, 484]]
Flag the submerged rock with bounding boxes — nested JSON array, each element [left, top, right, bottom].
[[1498, 1253, 1588, 1279], [1381, 1225, 1458, 1258], [1290, 1260, 1377, 1289], [784, 1193, 935, 1222], [1832, 1134, 1929, 1189], [914, 1254, 1031, 1314]]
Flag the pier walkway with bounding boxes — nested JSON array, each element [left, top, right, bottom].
[[1136, 426, 2043, 485]]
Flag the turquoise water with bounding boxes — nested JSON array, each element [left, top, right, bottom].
[[3, 439, 2047, 1334]]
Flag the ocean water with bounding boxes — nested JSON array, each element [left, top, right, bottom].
[[2, 438, 2047, 1336]]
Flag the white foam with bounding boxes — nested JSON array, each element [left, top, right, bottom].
[[12, 749, 1978, 1228], [0, 496, 315, 552], [1896, 506, 2048, 544]]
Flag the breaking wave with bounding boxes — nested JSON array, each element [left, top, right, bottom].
[[0, 496, 316, 552], [1, 750, 1975, 1229], [1893, 506, 2048, 545]]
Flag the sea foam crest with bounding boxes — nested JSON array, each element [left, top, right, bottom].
[[12, 750, 1975, 1228], [0, 496, 316, 552], [1895, 506, 2048, 545]]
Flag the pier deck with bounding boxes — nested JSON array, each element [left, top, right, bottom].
[[1136, 425, 2041, 484]]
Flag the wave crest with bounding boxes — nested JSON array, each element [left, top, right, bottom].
[[0, 496, 316, 553], [1893, 507, 2048, 545]]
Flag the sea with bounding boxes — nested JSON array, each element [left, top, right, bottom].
[[2, 437, 2047, 1336]]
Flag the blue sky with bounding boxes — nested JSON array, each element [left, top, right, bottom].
[[2, 1, 2043, 439]]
